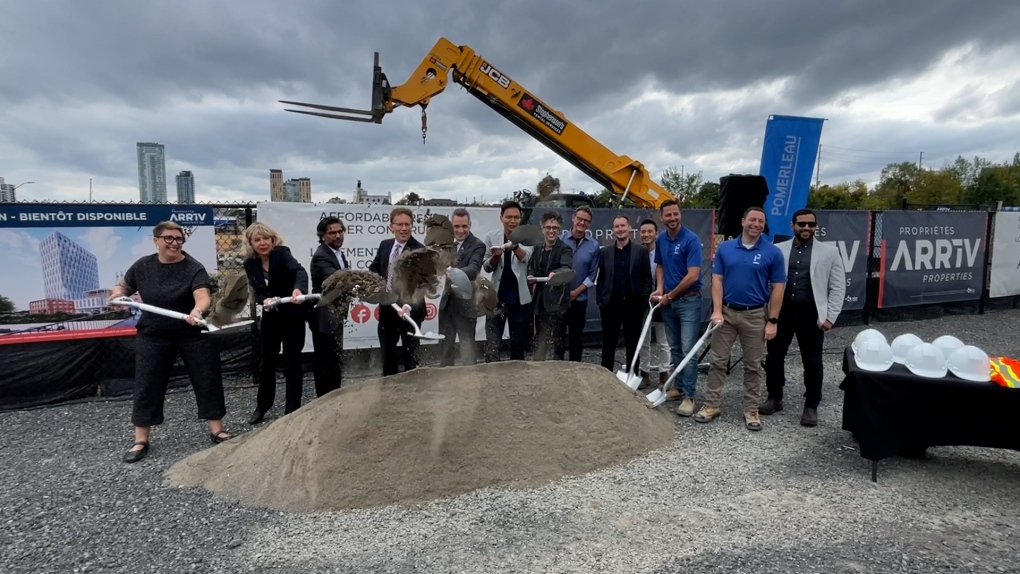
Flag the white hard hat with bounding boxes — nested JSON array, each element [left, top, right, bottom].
[[904, 343, 948, 378], [851, 328, 887, 354], [946, 345, 991, 382], [855, 338, 894, 372], [932, 335, 964, 360], [890, 333, 924, 364]]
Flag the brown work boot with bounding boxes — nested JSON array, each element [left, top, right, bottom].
[[801, 407, 818, 427], [638, 370, 651, 390], [676, 397, 696, 417], [665, 388, 683, 402], [759, 398, 783, 415], [693, 406, 720, 423], [744, 411, 762, 431], [659, 371, 669, 387]]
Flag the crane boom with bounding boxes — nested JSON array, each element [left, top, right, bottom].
[[280, 37, 671, 208]]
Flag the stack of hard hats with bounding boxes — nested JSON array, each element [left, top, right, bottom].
[[852, 329, 893, 372]]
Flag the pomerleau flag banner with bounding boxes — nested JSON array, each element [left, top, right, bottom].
[[759, 115, 825, 241]]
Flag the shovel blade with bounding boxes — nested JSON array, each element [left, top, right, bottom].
[[201, 320, 254, 335], [547, 268, 576, 287], [508, 224, 543, 246], [646, 388, 664, 404], [626, 374, 643, 390]]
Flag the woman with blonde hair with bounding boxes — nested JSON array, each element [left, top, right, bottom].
[[242, 222, 310, 424]]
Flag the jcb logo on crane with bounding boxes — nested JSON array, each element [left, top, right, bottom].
[[479, 61, 511, 89]]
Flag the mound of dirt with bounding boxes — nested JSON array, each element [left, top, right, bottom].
[[165, 361, 675, 512]]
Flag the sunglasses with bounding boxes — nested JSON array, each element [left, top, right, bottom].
[[158, 235, 186, 244], [795, 221, 818, 228]]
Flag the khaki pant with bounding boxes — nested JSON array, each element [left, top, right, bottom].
[[704, 306, 766, 413]]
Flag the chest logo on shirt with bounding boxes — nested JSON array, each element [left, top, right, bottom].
[[673, 245, 681, 255], [753, 254, 762, 265]]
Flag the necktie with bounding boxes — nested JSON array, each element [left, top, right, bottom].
[[386, 243, 401, 290], [456, 241, 462, 253]]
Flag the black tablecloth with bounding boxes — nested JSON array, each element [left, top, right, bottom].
[[840, 347, 1020, 462]]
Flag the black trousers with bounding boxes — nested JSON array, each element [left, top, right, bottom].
[[309, 310, 343, 397], [599, 298, 645, 372], [132, 332, 225, 427], [561, 299, 588, 362], [484, 302, 532, 362], [764, 301, 825, 408], [438, 301, 478, 366], [378, 303, 426, 376], [256, 311, 306, 414], [533, 312, 565, 361]]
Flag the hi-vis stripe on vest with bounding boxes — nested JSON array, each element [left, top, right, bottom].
[[990, 357, 1020, 389]]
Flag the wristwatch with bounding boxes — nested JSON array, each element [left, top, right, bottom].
[[767, 317, 779, 324]]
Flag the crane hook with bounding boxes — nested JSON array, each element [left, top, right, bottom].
[[421, 107, 428, 145]]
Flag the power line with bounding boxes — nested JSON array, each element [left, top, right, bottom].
[[822, 144, 920, 155]]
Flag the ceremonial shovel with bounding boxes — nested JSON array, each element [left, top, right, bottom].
[[617, 300, 662, 389], [646, 321, 721, 407], [500, 224, 544, 248], [527, 268, 576, 287], [111, 297, 253, 334], [389, 303, 444, 340]]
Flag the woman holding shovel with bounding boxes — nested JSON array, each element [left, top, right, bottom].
[[242, 222, 309, 425], [109, 221, 232, 463], [527, 211, 574, 361]]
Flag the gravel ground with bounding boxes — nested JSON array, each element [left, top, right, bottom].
[[3, 309, 1020, 574]]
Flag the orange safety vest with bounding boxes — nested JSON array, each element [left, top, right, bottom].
[[990, 357, 1020, 388]]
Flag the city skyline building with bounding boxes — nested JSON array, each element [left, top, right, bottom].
[[269, 169, 284, 201], [136, 142, 167, 203], [176, 170, 195, 203], [39, 231, 101, 303], [283, 177, 312, 202], [353, 180, 392, 205]]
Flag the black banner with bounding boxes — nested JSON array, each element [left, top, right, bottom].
[[814, 210, 870, 311], [879, 211, 987, 308]]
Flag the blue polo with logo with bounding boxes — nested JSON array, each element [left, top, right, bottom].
[[654, 225, 703, 293], [712, 237, 787, 307]]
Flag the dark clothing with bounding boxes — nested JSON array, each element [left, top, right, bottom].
[[132, 332, 225, 427], [533, 312, 565, 361], [612, 244, 632, 296], [600, 300, 645, 372], [528, 240, 574, 315], [309, 242, 348, 394], [121, 254, 212, 336], [484, 302, 532, 362], [561, 300, 588, 362], [786, 239, 814, 304], [595, 241, 653, 308], [244, 246, 310, 413], [498, 239, 520, 305], [438, 233, 486, 367], [310, 243, 349, 294], [596, 241, 653, 371], [369, 236, 427, 375], [765, 300, 824, 408]]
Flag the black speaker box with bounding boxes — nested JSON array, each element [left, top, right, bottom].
[[716, 174, 770, 238]]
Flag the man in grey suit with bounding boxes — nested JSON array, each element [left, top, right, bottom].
[[483, 200, 534, 362], [438, 208, 486, 366], [761, 208, 846, 427], [309, 216, 349, 397]]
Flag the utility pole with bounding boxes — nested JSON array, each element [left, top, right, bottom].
[[815, 145, 822, 187], [89, 178, 93, 203], [918, 152, 923, 171]]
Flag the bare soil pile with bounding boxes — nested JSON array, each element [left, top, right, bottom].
[[165, 361, 675, 512]]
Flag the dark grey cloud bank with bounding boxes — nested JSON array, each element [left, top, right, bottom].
[[1, 0, 1019, 202]]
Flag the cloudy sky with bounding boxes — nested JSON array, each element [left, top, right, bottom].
[[2, 0, 1019, 205]]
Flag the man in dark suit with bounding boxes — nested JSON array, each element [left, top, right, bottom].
[[369, 206, 426, 376], [596, 214, 653, 372], [309, 216, 349, 396], [438, 208, 486, 366]]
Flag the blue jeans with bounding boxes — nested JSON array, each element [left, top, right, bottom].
[[660, 294, 702, 398]]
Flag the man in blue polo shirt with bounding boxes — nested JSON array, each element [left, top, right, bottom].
[[694, 206, 786, 431], [650, 199, 703, 417]]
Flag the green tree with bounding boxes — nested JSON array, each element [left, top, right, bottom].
[[396, 192, 421, 206], [0, 294, 14, 314], [807, 180, 868, 209], [660, 167, 704, 204], [686, 181, 721, 208]]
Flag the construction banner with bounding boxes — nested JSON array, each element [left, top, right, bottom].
[[815, 210, 870, 311], [878, 211, 987, 308], [990, 211, 1020, 298]]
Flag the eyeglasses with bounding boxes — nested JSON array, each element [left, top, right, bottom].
[[574, 218, 592, 225], [543, 225, 561, 231], [158, 235, 186, 244], [795, 221, 818, 228]]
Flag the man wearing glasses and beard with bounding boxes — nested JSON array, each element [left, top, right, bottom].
[[760, 208, 846, 427]]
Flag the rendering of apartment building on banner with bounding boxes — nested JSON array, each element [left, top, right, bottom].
[[30, 232, 108, 315]]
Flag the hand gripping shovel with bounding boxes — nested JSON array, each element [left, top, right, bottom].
[[501, 224, 544, 248], [265, 293, 320, 310], [617, 300, 662, 389], [527, 268, 576, 286], [646, 321, 721, 407], [111, 297, 253, 334], [389, 303, 445, 341]]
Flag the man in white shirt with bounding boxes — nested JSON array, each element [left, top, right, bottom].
[[310, 216, 350, 396], [637, 219, 672, 389]]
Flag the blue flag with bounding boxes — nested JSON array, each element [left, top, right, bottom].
[[758, 115, 824, 241]]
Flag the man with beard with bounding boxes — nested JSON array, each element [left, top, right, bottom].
[[695, 207, 786, 432], [438, 208, 486, 366], [760, 209, 845, 427], [310, 216, 350, 396]]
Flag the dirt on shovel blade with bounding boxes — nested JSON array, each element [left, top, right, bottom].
[[164, 361, 675, 513]]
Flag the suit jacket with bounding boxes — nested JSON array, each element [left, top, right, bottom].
[[440, 233, 485, 313], [310, 242, 350, 332], [528, 239, 574, 315], [595, 240, 653, 308], [481, 228, 534, 305], [369, 236, 427, 315], [244, 245, 309, 317], [776, 238, 846, 327]]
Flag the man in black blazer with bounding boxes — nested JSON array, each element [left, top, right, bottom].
[[596, 214, 653, 372], [309, 216, 349, 396], [438, 208, 486, 366], [368, 206, 427, 376]]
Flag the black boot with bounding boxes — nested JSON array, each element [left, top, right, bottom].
[[759, 398, 783, 415], [248, 408, 267, 425]]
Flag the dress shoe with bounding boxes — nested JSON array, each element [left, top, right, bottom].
[[759, 398, 783, 415], [248, 408, 267, 425], [123, 441, 149, 463], [801, 407, 818, 427]]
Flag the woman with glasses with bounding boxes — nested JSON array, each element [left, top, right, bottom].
[[242, 222, 309, 425], [527, 211, 574, 361], [109, 221, 232, 463]]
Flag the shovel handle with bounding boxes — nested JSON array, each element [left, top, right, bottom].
[[624, 301, 663, 377], [111, 297, 215, 331], [660, 322, 720, 393], [390, 303, 421, 334]]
